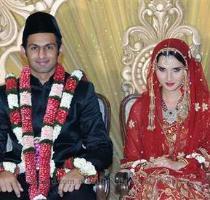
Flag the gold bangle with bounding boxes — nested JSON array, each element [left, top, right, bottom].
[[178, 158, 188, 165]]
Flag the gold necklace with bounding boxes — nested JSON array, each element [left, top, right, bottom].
[[161, 96, 183, 124]]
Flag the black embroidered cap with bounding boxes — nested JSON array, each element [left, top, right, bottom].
[[22, 12, 62, 47]]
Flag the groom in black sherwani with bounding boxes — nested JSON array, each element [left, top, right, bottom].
[[0, 12, 112, 200]]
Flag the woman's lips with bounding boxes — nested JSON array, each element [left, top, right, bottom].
[[165, 82, 175, 87]]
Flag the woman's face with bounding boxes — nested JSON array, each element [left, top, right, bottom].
[[155, 55, 186, 92]]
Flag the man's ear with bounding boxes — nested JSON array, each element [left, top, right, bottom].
[[58, 44, 64, 62], [59, 44, 64, 54], [20, 46, 26, 57], [20, 46, 28, 65]]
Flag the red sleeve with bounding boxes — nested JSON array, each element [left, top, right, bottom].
[[121, 99, 144, 164], [182, 124, 210, 175], [200, 125, 210, 154]]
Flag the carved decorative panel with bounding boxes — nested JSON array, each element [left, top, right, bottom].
[[0, 0, 66, 84], [121, 0, 201, 96]]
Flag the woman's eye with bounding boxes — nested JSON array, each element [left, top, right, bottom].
[[173, 67, 182, 72], [157, 66, 165, 72]]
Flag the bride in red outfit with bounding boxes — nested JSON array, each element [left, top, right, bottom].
[[121, 38, 210, 199]]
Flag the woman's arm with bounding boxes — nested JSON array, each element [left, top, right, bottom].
[[121, 99, 144, 164]]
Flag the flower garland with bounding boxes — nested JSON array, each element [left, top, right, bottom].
[[6, 64, 83, 200]]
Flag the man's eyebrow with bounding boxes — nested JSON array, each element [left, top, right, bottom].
[[27, 43, 57, 47]]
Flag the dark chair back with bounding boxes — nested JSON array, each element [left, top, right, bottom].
[[96, 93, 111, 133], [95, 93, 111, 200]]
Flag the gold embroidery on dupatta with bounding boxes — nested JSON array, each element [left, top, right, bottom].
[[123, 168, 210, 199], [162, 122, 178, 156], [161, 121, 188, 157]]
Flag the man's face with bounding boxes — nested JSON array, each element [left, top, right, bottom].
[[23, 32, 61, 80]]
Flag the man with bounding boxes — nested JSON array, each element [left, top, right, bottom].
[[0, 12, 112, 200]]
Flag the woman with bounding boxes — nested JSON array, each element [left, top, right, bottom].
[[121, 38, 210, 199]]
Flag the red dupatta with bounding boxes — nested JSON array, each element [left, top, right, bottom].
[[144, 38, 210, 158]]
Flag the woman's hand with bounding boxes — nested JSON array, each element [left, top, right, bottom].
[[152, 156, 187, 171]]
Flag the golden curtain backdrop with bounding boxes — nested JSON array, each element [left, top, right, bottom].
[[2, 0, 210, 199]]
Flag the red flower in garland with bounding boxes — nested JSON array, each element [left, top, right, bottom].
[[65, 78, 77, 91], [56, 109, 68, 124], [54, 65, 65, 82], [43, 98, 60, 124], [21, 107, 33, 132], [9, 110, 21, 125], [6, 77, 17, 91]]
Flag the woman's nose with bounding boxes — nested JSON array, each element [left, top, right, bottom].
[[167, 71, 172, 81]]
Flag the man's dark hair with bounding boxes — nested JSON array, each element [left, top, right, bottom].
[[22, 12, 62, 50]]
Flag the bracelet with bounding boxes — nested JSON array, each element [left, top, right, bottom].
[[56, 168, 66, 182], [186, 152, 205, 164], [3, 162, 17, 173], [178, 157, 189, 165], [130, 159, 147, 174], [83, 174, 98, 184], [73, 158, 97, 176]]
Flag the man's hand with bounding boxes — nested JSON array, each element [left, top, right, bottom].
[[58, 168, 84, 197], [0, 171, 23, 198]]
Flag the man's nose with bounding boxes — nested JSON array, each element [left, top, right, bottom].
[[38, 47, 47, 58]]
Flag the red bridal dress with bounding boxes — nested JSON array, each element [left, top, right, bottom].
[[121, 39, 210, 200]]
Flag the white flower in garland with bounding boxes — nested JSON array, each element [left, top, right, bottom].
[[20, 91, 32, 106], [49, 83, 64, 98], [53, 124, 62, 141], [41, 125, 54, 141], [33, 194, 47, 200], [22, 135, 34, 151], [60, 93, 73, 108], [50, 159, 55, 177], [6, 73, 15, 78], [13, 127, 23, 145], [7, 94, 19, 109], [71, 70, 83, 80]]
